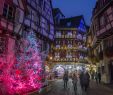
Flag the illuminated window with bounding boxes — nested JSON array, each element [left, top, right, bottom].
[[67, 31, 72, 37], [68, 44, 72, 48], [83, 36, 86, 41], [77, 34, 82, 40], [66, 52, 72, 58], [79, 45, 82, 48], [56, 45, 60, 48], [55, 52, 60, 58], [56, 32, 61, 37]]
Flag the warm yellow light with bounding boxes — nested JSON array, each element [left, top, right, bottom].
[[50, 56, 53, 60]]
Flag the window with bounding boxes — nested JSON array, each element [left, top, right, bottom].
[[77, 34, 82, 40], [43, 1, 46, 10], [56, 45, 60, 48], [95, 19, 99, 31], [3, 4, 14, 21], [0, 37, 6, 54], [67, 31, 72, 36], [100, 16, 105, 28], [29, 0, 43, 9], [66, 52, 72, 58], [43, 41, 47, 51], [9, 7, 14, 19], [39, 0, 43, 7], [3, 4, 8, 17], [67, 22, 71, 26], [47, 22, 50, 32], [56, 32, 61, 37], [68, 44, 72, 48], [36, 14, 40, 26], [55, 52, 60, 58], [31, 0, 37, 8]]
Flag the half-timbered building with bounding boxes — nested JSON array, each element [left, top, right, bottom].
[[0, 0, 54, 94], [51, 8, 87, 71], [88, 0, 113, 83]]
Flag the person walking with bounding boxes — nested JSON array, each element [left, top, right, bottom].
[[82, 71, 90, 92], [63, 71, 69, 89], [98, 72, 101, 84], [72, 72, 77, 92], [77, 72, 83, 95], [91, 71, 95, 80], [80, 71, 84, 90], [95, 72, 98, 84]]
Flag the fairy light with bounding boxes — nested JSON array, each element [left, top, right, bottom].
[[0, 31, 44, 94]]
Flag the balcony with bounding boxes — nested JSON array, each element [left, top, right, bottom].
[[78, 57, 88, 64], [94, 0, 112, 17], [96, 23, 113, 40], [95, 2, 113, 40]]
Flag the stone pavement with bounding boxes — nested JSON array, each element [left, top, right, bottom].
[[45, 79, 75, 95], [43, 79, 113, 95], [88, 81, 113, 95]]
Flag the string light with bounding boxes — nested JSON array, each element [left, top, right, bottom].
[[0, 31, 44, 94]]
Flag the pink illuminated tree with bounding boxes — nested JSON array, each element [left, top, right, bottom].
[[0, 31, 44, 95]]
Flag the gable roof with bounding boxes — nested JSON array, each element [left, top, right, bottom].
[[53, 8, 65, 18], [60, 15, 85, 28]]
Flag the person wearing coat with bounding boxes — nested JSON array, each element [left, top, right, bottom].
[[82, 71, 90, 92], [63, 71, 69, 88], [80, 71, 84, 90], [98, 72, 101, 84], [72, 73, 77, 92]]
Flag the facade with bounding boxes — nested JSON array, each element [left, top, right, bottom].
[[50, 8, 87, 70], [88, 0, 113, 83], [0, 0, 54, 94]]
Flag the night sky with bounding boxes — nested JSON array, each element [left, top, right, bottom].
[[52, 0, 96, 25]]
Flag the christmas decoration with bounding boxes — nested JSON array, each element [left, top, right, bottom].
[[0, 31, 44, 95]]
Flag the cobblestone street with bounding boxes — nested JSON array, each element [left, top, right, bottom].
[[44, 79, 113, 95]]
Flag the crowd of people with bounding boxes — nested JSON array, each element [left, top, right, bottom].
[[63, 70, 101, 95]]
